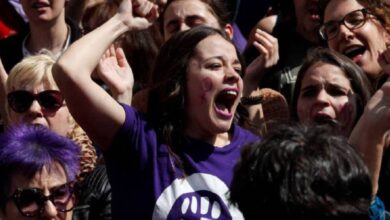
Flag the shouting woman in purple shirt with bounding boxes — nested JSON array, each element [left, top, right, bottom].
[[52, 0, 259, 219]]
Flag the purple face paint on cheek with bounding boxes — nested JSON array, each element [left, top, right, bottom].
[[201, 77, 213, 92], [200, 78, 213, 103], [338, 102, 353, 124]]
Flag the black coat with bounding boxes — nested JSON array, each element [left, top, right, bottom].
[[73, 165, 112, 220]]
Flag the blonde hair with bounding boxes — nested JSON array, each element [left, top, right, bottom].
[[5, 52, 58, 121], [6, 52, 58, 92], [5, 51, 97, 183]]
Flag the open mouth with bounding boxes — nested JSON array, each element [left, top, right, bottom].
[[32, 2, 50, 9], [214, 89, 238, 119], [343, 45, 366, 61], [313, 114, 340, 127], [308, 2, 320, 20], [309, 8, 319, 16]]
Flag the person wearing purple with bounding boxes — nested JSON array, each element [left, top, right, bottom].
[[52, 0, 260, 219], [0, 124, 80, 220]]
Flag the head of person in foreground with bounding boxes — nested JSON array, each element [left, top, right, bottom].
[[0, 124, 80, 220], [230, 123, 372, 220]]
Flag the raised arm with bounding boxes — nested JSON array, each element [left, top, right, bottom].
[[97, 45, 134, 105], [349, 81, 390, 195], [0, 58, 7, 126], [242, 28, 279, 135], [243, 28, 279, 97], [53, 0, 158, 150]]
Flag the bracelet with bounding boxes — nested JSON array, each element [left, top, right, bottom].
[[241, 95, 263, 105]]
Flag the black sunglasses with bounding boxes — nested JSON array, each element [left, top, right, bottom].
[[9, 181, 75, 217], [7, 90, 64, 113]]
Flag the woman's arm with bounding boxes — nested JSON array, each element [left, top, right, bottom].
[[243, 28, 279, 97], [97, 45, 134, 105], [0, 58, 7, 127], [349, 82, 390, 195], [53, 0, 158, 150]]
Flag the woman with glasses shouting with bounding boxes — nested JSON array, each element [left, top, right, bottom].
[[319, 0, 390, 89], [320, 0, 390, 210], [0, 124, 80, 220]]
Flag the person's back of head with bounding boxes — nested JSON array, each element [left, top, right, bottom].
[[230, 124, 372, 220]]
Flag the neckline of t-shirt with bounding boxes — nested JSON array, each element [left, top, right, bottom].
[[183, 124, 239, 153]]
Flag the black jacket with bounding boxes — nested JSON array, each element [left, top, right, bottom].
[[73, 165, 112, 220]]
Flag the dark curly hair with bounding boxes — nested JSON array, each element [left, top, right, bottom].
[[230, 123, 372, 220]]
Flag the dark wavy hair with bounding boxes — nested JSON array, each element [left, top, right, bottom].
[[230, 123, 372, 220], [291, 47, 373, 130], [0, 124, 80, 210], [148, 26, 246, 173]]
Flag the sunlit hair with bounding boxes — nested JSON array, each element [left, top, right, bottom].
[[5, 52, 58, 121], [4, 51, 97, 184], [230, 123, 372, 220], [0, 124, 80, 210], [291, 47, 373, 133], [6, 51, 57, 91]]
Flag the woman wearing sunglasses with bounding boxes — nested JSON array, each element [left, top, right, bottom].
[[320, 0, 390, 209], [5, 54, 71, 136], [0, 124, 80, 220], [3, 53, 112, 220], [4, 53, 97, 182]]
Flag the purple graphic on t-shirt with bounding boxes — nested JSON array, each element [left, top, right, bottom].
[[168, 191, 229, 219], [152, 173, 244, 220], [106, 105, 260, 219]]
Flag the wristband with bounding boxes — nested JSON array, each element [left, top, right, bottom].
[[241, 95, 263, 105]]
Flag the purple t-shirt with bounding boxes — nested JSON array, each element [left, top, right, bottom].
[[104, 105, 260, 219]]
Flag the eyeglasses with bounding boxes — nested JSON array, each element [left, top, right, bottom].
[[319, 8, 373, 41], [7, 90, 64, 113], [8, 182, 75, 217]]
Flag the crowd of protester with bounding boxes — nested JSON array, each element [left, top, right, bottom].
[[1, 0, 390, 219]]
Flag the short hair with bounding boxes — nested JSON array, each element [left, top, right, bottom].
[[5, 52, 58, 121], [0, 124, 80, 209], [4, 53, 97, 184], [6, 52, 57, 92], [230, 124, 372, 220], [291, 47, 373, 127]]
